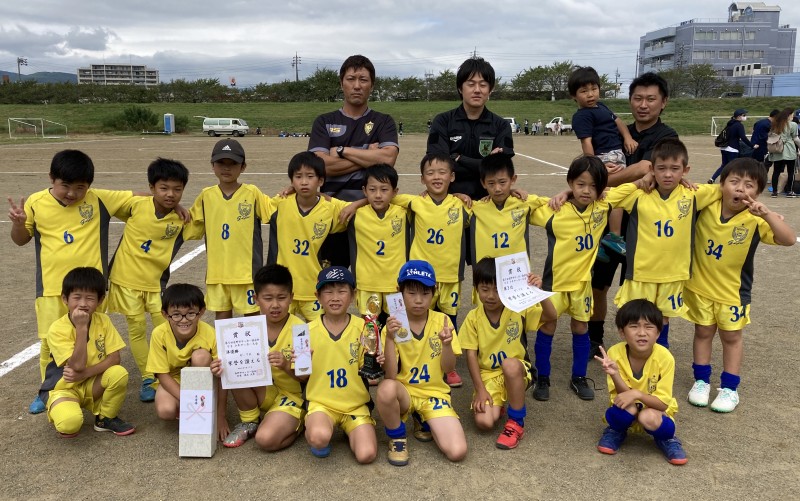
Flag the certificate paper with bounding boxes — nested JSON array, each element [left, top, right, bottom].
[[292, 324, 312, 376], [496, 252, 554, 313], [215, 316, 272, 389], [387, 292, 412, 344]]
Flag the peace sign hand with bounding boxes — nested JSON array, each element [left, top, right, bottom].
[[742, 194, 769, 218], [593, 346, 618, 376], [439, 317, 454, 345], [7, 197, 26, 224]]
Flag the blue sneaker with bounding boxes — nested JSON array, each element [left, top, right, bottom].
[[600, 233, 626, 256], [29, 395, 46, 414], [139, 378, 156, 402], [655, 437, 688, 465], [597, 426, 626, 455], [310, 444, 331, 458]]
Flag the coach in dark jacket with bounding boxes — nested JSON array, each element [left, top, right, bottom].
[[709, 108, 756, 183]]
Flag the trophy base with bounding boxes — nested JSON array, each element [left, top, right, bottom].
[[359, 354, 384, 380]]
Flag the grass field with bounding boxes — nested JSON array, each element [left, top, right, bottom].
[[1, 96, 798, 140]]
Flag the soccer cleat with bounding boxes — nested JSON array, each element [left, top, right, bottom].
[[495, 420, 525, 450], [687, 380, 711, 407], [597, 426, 627, 455], [595, 246, 610, 263], [412, 417, 433, 442], [139, 378, 156, 403], [28, 395, 46, 415], [570, 376, 595, 400], [787, 192, 797, 198], [655, 437, 688, 465], [600, 233, 627, 256], [445, 370, 463, 388], [532, 376, 551, 401], [310, 444, 332, 458], [223, 421, 259, 448], [387, 438, 409, 466], [710, 388, 740, 413], [94, 416, 136, 436]]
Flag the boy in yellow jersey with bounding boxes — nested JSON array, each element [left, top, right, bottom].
[[461, 257, 541, 450], [107, 158, 190, 403], [303, 266, 377, 463], [39, 267, 134, 437], [392, 153, 470, 388], [9, 150, 135, 414], [684, 159, 795, 412], [212, 264, 308, 450], [146, 284, 221, 435], [184, 139, 271, 320], [266, 152, 358, 321], [612, 138, 721, 348], [377, 260, 466, 466], [348, 163, 408, 323], [595, 299, 687, 466]]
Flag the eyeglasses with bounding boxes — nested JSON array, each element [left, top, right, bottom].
[[167, 311, 199, 322]]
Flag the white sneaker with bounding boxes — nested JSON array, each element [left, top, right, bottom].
[[687, 380, 711, 407], [710, 388, 740, 413]]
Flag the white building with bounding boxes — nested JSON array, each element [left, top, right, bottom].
[[77, 64, 160, 86]]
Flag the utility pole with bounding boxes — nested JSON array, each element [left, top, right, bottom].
[[424, 70, 433, 101], [472, 47, 478, 58], [17, 57, 27, 82], [614, 68, 620, 98], [291, 53, 301, 82]]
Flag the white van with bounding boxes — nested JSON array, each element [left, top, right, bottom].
[[202, 118, 250, 137]]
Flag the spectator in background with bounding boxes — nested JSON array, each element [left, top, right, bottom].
[[524, 119, 530, 135], [751, 109, 778, 167], [768, 107, 798, 198], [708, 108, 756, 184]]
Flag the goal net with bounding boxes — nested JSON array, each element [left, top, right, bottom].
[[8, 118, 68, 139]]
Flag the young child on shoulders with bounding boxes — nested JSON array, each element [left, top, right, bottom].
[[461, 257, 542, 450], [684, 158, 795, 412], [212, 264, 308, 450], [303, 266, 377, 463], [377, 260, 466, 466], [595, 299, 687, 465], [39, 267, 135, 437]]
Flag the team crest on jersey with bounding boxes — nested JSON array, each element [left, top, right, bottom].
[[728, 224, 749, 245], [312, 221, 328, 240], [478, 139, 493, 157], [590, 207, 605, 229], [505, 321, 520, 344], [364, 121, 374, 135], [79, 202, 94, 225], [676, 198, 691, 220], [648, 374, 658, 394], [447, 207, 460, 226], [349, 341, 361, 365], [327, 124, 346, 137], [511, 209, 524, 228], [391, 216, 403, 237], [95, 333, 106, 360], [162, 223, 179, 240], [237, 201, 252, 221], [429, 335, 442, 359]]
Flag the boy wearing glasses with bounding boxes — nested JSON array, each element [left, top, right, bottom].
[[147, 284, 223, 434]]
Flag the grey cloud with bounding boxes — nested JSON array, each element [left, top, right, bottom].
[[64, 27, 115, 52]]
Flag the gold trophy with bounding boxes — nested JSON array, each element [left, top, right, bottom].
[[359, 295, 383, 380]]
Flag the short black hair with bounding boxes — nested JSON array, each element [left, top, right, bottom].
[[398, 280, 435, 295], [363, 163, 399, 189], [253, 263, 293, 295], [769, 109, 780, 117], [50, 150, 94, 185], [419, 152, 454, 174], [339, 55, 375, 84], [651, 137, 689, 167], [629, 72, 669, 100], [288, 151, 325, 180], [472, 257, 497, 286], [566, 155, 608, 194], [720, 157, 767, 194], [161, 283, 205, 311], [456, 57, 496, 92], [147, 157, 189, 186], [479, 153, 514, 180], [568, 66, 600, 96], [614, 299, 663, 330], [61, 267, 105, 299]]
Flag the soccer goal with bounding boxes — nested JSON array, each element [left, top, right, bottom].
[[8, 118, 68, 139]]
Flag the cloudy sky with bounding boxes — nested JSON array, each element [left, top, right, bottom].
[[1, 0, 798, 89]]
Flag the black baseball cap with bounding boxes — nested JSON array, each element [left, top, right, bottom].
[[733, 108, 748, 118], [211, 139, 245, 163], [316, 266, 356, 290]]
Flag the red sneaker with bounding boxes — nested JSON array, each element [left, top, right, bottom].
[[496, 420, 525, 450], [445, 370, 462, 388]]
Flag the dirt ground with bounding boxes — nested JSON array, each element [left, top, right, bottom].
[[1, 132, 798, 500]]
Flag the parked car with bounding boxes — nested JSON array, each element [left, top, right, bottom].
[[545, 117, 572, 134], [202, 118, 250, 137], [504, 117, 521, 134]]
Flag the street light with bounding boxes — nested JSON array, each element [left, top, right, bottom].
[[17, 57, 27, 82]]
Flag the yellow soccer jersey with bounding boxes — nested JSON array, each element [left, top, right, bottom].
[[686, 199, 776, 306], [24, 188, 133, 297], [266, 194, 348, 301], [469, 195, 546, 264], [615, 183, 721, 283], [184, 184, 273, 285], [460, 305, 535, 380], [146, 321, 218, 380], [109, 196, 184, 292], [393, 194, 470, 283], [382, 311, 462, 400], [606, 341, 678, 418], [268, 314, 306, 399], [306, 314, 369, 414], [348, 203, 408, 292]]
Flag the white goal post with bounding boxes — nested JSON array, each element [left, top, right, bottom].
[[710, 116, 766, 136], [8, 118, 68, 139]]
